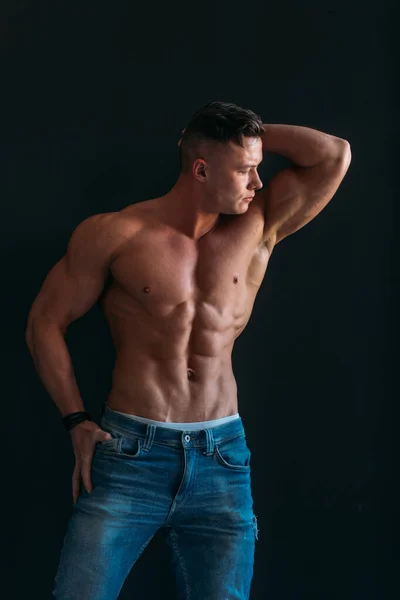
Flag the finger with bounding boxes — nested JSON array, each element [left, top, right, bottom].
[[72, 471, 80, 505], [94, 429, 112, 443], [81, 456, 94, 494]]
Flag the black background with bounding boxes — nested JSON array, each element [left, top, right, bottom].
[[1, 1, 396, 598]]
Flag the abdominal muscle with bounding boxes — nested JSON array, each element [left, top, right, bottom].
[[102, 293, 241, 423], [107, 347, 238, 423]]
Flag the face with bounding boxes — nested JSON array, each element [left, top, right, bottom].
[[196, 136, 264, 215]]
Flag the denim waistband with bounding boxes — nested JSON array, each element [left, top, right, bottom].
[[100, 402, 246, 451]]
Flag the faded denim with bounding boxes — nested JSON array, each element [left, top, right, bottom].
[[53, 403, 259, 599]]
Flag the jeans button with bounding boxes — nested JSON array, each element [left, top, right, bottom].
[[184, 434, 191, 442]]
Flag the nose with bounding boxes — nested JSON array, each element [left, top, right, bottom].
[[251, 176, 263, 192], [251, 169, 262, 187]]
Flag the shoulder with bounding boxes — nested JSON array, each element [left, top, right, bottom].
[[69, 208, 145, 263]]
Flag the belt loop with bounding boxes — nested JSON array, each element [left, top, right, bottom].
[[142, 423, 156, 452], [204, 428, 215, 456]]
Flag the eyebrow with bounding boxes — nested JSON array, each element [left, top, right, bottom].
[[241, 163, 262, 168]]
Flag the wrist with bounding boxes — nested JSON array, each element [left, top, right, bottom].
[[62, 410, 92, 432]]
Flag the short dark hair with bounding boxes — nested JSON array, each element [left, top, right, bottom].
[[179, 101, 265, 174]]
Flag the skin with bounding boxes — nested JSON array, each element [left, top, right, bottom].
[[25, 132, 351, 502], [102, 136, 265, 420]]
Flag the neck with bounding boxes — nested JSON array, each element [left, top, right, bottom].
[[162, 179, 220, 240]]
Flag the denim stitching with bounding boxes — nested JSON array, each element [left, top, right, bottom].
[[170, 528, 191, 599]]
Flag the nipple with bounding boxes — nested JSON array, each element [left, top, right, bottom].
[[143, 286, 151, 293]]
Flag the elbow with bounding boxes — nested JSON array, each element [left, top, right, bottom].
[[340, 139, 352, 171], [341, 138, 351, 158], [26, 317, 67, 346], [335, 138, 352, 161], [24, 318, 52, 352], [329, 138, 351, 172]]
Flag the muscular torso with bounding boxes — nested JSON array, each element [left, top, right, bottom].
[[101, 196, 272, 422]]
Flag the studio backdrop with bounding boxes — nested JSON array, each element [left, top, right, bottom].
[[1, 1, 394, 599]]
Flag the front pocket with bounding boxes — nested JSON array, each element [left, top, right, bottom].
[[97, 433, 142, 458], [215, 435, 251, 471]]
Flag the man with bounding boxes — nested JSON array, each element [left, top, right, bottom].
[[25, 101, 351, 599]]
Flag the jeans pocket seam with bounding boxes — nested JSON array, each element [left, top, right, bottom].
[[214, 445, 251, 471]]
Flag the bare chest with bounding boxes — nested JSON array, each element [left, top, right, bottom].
[[106, 205, 271, 320]]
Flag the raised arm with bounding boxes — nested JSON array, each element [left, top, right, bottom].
[[258, 124, 352, 251]]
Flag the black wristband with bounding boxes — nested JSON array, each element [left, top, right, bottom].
[[62, 411, 92, 432]]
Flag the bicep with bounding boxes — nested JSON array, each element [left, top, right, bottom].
[[262, 143, 351, 247], [27, 214, 115, 333]]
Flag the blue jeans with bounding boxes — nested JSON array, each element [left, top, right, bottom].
[[53, 403, 259, 599]]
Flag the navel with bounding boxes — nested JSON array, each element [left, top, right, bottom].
[[233, 275, 239, 284], [187, 368, 195, 381], [143, 286, 151, 293]]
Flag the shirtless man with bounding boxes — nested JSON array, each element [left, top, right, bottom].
[[25, 101, 351, 600]]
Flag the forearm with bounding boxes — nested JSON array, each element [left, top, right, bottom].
[[26, 320, 85, 417], [260, 124, 346, 167]]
